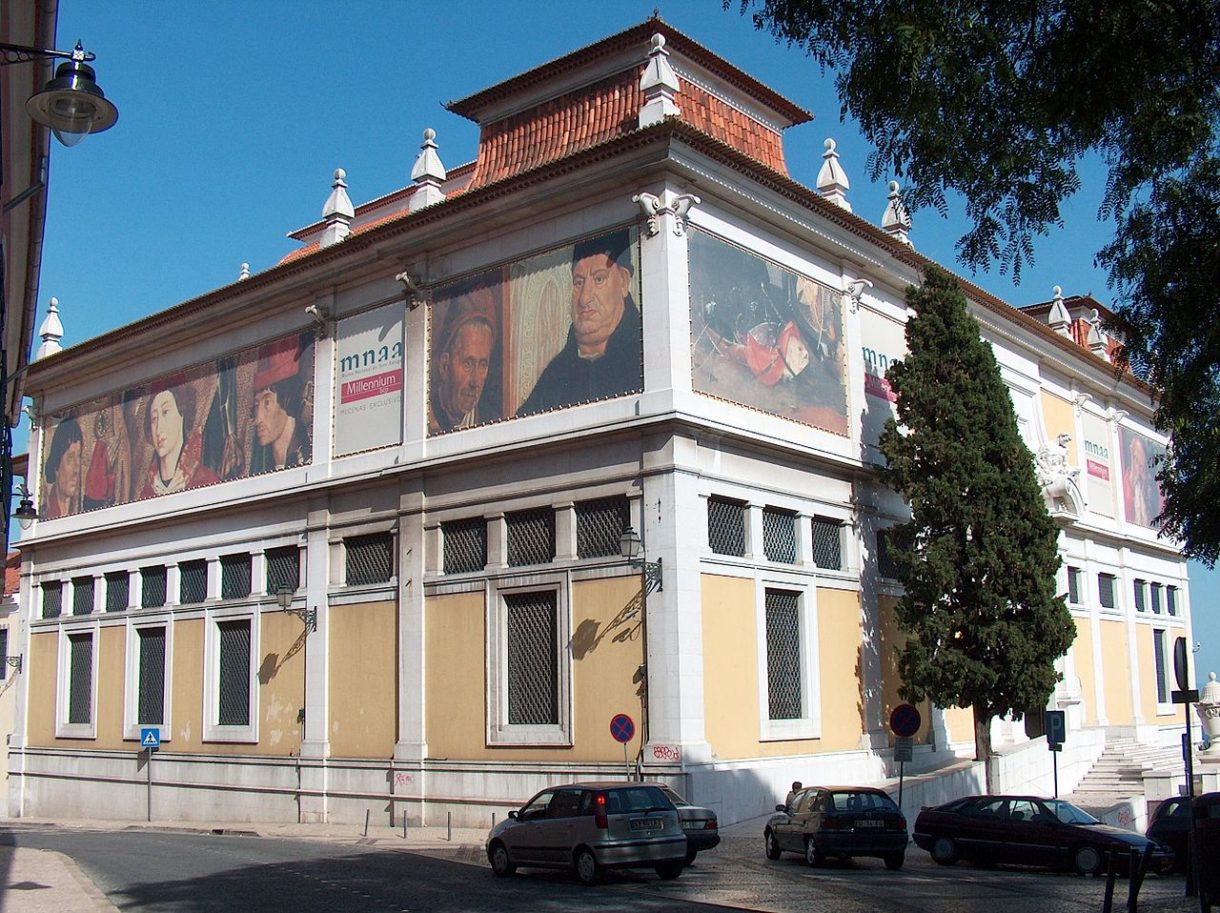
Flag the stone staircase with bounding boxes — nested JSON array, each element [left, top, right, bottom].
[[1067, 737, 1193, 811]]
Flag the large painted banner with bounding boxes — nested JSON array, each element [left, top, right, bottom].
[[688, 230, 849, 435], [859, 308, 907, 454], [1119, 426, 1166, 528], [1080, 411, 1115, 518], [428, 227, 642, 434], [335, 304, 404, 456], [40, 331, 315, 518]]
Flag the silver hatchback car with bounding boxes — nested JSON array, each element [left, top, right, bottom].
[[486, 781, 687, 885]]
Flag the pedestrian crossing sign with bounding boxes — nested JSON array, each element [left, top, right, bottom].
[[140, 728, 161, 750]]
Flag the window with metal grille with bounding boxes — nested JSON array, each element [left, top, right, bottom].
[[68, 632, 93, 725], [1150, 582, 1163, 614], [1154, 628, 1168, 703], [707, 497, 745, 556], [443, 518, 487, 574], [346, 532, 393, 585], [762, 508, 797, 563], [0, 628, 7, 681], [506, 508, 554, 567], [876, 531, 900, 579], [765, 589, 802, 720], [105, 572, 129, 612], [1067, 566, 1082, 604], [1098, 573, 1117, 609], [179, 560, 207, 604], [1168, 586, 1178, 616], [217, 619, 251, 726], [1133, 579, 1146, 612], [505, 591, 558, 725], [72, 577, 94, 615], [220, 554, 252, 600], [265, 546, 300, 594], [811, 517, 843, 570], [576, 497, 630, 559], [137, 627, 166, 725], [42, 581, 62, 619], [141, 566, 167, 608]]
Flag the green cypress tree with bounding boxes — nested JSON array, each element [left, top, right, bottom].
[[878, 266, 1075, 781]]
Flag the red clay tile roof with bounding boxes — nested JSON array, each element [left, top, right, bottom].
[[4, 551, 18, 598]]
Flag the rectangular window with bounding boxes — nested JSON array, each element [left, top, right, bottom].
[[1168, 586, 1179, 616], [0, 628, 8, 681], [265, 546, 300, 594], [346, 532, 393, 585], [442, 518, 487, 574], [707, 497, 746, 557], [42, 581, 62, 619], [1098, 573, 1117, 610], [1133, 579, 1146, 612], [505, 591, 558, 725], [765, 589, 803, 720], [762, 507, 797, 564], [1150, 582, 1163, 614], [575, 496, 630, 559], [811, 518, 843, 570], [68, 632, 94, 725], [217, 619, 251, 727], [1067, 566, 1082, 605], [141, 566, 167, 608], [1154, 628, 1169, 704], [105, 572, 129, 612], [137, 627, 167, 726], [220, 553, 252, 600], [71, 576, 94, 615], [179, 560, 207, 604], [506, 508, 554, 567]]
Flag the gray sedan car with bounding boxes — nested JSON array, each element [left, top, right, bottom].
[[486, 781, 687, 885]]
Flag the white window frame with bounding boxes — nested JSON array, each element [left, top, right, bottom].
[[203, 608, 259, 743], [123, 617, 174, 742], [486, 573, 572, 746], [1066, 565, 1083, 606], [755, 572, 821, 741], [1153, 626, 1173, 713], [1098, 572, 1119, 612], [56, 622, 99, 739]]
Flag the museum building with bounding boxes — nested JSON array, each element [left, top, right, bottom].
[[7, 19, 1191, 826]]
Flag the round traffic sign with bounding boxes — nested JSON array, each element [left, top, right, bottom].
[[889, 703, 922, 738], [610, 713, 635, 743]]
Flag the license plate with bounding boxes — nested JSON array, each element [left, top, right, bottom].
[[631, 818, 662, 831], [856, 819, 884, 828]]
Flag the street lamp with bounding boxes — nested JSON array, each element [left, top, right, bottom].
[[12, 483, 37, 530], [618, 526, 662, 593], [276, 584, 316, 633], [0, 40, 118, 146]]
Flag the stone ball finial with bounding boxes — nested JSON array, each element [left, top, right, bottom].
[[49, 296, 58, 309], [1211, 672, 1217, 683], [651, 33, 666, 52], [888, 180, 900, 194], [423, 128, 436, 143], [824, 138, 836, 153], [333, 168, 346, 182], [1053, 285, 1062, 297]]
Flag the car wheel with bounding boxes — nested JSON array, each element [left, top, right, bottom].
[[764, 829, 782, 860], [655, 861, 684, 880], [884, 852, 905, 871], [804, 837, 822, 867], [488, 841, 516, 877], [575, 848, 600, 886], [930, 836, 959, 866], [1074, 845, 1103, 877], [685, 847, 698, 865]]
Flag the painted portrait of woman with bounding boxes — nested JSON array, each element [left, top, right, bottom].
[[139, 375, 220, 499]]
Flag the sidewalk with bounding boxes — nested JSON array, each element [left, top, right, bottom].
[[1, 843, 118, 913]]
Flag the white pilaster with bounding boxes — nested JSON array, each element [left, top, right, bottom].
[[396, 487, 428, 762]]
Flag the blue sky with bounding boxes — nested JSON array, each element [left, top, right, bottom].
[[29, 1, 1217, 682]]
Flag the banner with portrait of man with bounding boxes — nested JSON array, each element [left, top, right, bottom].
[[1118, 426, 1166, 528], [39, 331, 315, 519], [427, 227, 643, 434], [688, 229, 849, 435]]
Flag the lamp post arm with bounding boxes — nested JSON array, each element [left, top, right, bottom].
[[0, 41, 94, 66]]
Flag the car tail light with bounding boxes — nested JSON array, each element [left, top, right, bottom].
[[594, 792, 608, 829], [705, 820, 718, 830]]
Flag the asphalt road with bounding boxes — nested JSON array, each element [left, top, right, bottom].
[[0, 821, 1199, 913]]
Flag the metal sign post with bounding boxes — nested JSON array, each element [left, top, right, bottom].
[[140, 728, 160, 822], [1170, 636, 1200, 899], [1045, 710, 1066, 798], [889, 704, 922, 810]]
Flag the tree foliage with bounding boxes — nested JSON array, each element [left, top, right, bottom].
[[739, 0, 1220, 564], [878, 266, 1075, 767]]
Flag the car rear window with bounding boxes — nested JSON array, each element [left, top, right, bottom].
[[605, 785, 675, 814], [830, 791, 898, 813]]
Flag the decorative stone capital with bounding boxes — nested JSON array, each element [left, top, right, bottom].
[[632, 189, 701, 236], [396, 269, 429, 310], [841, 277, 872, 313]]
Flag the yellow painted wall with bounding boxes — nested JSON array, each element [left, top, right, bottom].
[[95, 626, 126, 749], [257, 612, 306, 755], [877, 596, 934, 744], [26, 626, 125, 748], [1073, 617, 1097, 725], [1099, 619, 1133, 724], [701, 575, 864, 760], [329, 601, 397, 758], [1137, 626, 1178, 722], [1040, 392, 1078, 461], [425, 576, 646, 761], [943, 707, 975, 744], [171, 617, 204, 749], [27, 631, 57, 745]]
